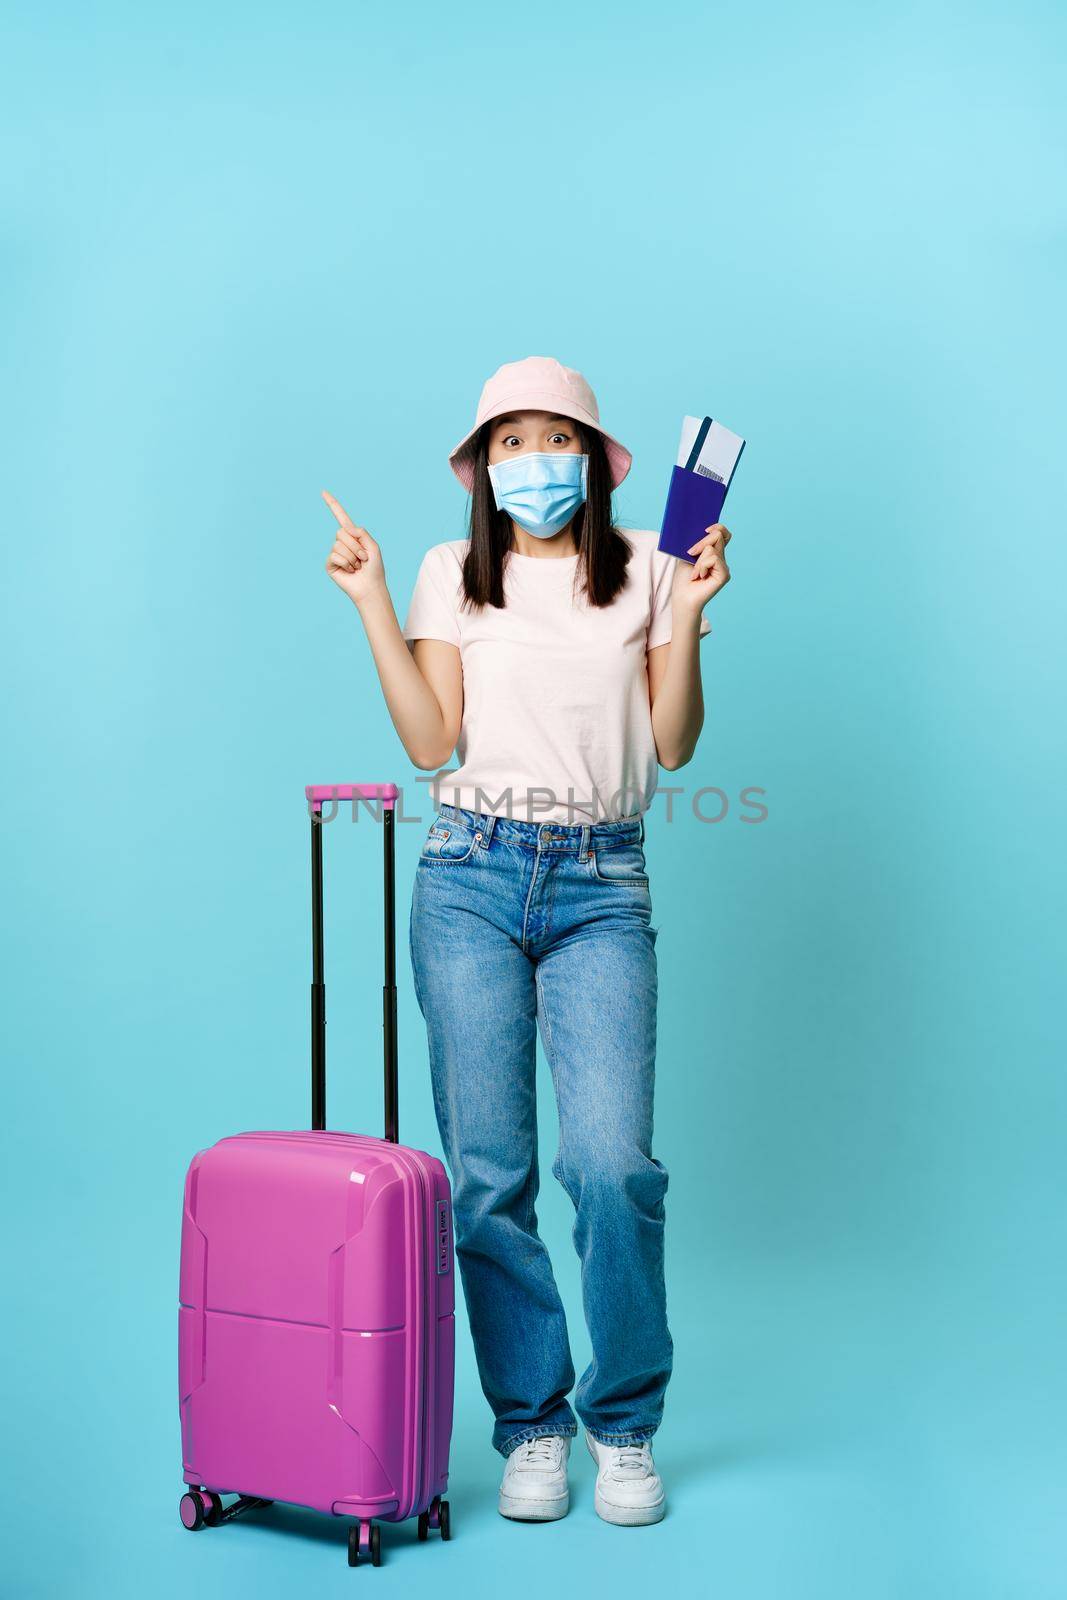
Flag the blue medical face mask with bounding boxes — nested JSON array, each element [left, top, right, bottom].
[[486, 450, 589, 539]]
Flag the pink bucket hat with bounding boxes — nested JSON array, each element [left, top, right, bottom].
[[447, 354, 633, 491]]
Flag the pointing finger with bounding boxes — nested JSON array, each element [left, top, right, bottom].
[[322, 489, 355, 530]]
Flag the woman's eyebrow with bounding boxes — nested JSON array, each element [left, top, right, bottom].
[[493, 414, 574, 429]]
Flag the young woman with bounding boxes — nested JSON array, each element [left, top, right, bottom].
[[322, 355, 732, 1528]]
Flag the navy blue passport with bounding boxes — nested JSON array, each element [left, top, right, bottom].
[[658, 415, 745, 564]]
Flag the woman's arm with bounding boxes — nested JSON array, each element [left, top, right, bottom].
[[648, 522, 732, 771], [647, 621, 705, 770], [323, 491, 462, 770]]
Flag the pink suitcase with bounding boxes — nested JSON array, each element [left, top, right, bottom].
[[178, 784, 455, 1568]]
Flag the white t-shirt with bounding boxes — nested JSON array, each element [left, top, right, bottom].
[[401, 527, 711, 823]]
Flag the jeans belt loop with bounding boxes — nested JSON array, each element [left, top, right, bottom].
[[639, 812, 646, 846], [480, 813, 497, 849], [579, 824, 590, 862]]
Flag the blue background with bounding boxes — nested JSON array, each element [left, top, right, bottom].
[[3, 2, 1065, 1594]]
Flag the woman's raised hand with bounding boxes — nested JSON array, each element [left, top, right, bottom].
[[322, 490, 387, 607], [672, 522, 732, 617]]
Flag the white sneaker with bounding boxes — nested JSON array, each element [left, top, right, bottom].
[[585, 1431, 666, 1525], [498, 1434, 571, 1521]]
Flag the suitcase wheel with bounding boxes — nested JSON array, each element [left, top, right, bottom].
[[202, 1490, 224, 1527], [426, 1496, 451, 1540], [181, 1488, 268, 1532], [348, 1520, 381, 1568], [179, 1491, 208, 1531]]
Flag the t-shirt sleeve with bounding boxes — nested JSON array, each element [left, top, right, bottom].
[[402, 545, 462, 648], [647, 549, 713, 651]]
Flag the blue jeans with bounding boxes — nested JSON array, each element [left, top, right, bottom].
[[409, 802, 673, 1457]]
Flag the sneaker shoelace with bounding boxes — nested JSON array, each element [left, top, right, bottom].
[[607, 1443, 653, 1477], [515, 1437, 563, 1468]]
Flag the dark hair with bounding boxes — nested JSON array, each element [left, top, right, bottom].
[[459, 422, 634, 612]]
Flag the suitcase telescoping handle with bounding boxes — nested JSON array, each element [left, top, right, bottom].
[[304, 784, 400, 1143]]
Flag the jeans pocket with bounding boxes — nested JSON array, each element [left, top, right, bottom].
[[589, 842, 650, 888], [420, 816, 479, 864]]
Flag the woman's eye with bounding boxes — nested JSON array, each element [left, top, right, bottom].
[[503, 435, 521, 448], [549, 433, 568, 445]]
